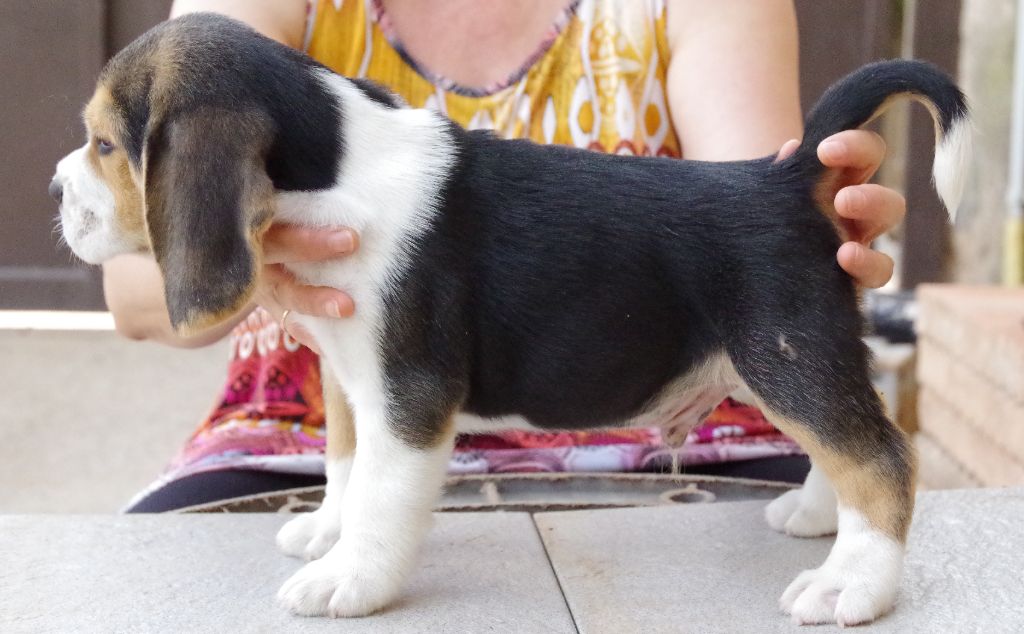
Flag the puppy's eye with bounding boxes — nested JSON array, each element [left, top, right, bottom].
[[96, 139, 115, 156]]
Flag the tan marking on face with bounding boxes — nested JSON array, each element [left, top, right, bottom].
[[322, 363, 357, 460], [82, 84, 149, 251], [759, 406, 917, 542]]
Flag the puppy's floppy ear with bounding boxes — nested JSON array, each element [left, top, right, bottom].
[[144, 108, 275, 336]]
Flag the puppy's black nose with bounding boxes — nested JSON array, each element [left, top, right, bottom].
[[48, 178, 63, 204]]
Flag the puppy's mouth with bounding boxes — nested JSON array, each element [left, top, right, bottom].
[[57, 203, 102, 259]]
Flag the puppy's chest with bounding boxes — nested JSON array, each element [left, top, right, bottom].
[[280, 245, 401, 369], [273, 190, 428, 387], [273, 190, 418, 304]]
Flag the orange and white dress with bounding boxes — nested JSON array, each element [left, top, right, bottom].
[[306, 0, 681, 156], [139, 0, 799, 498]]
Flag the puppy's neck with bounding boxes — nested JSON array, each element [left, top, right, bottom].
[[275, 72, 457, 238]]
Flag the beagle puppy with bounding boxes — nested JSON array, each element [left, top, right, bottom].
[[51, 13, 970, 625]]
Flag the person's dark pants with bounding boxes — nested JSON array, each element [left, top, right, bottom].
[[126, 455, 810, 513]]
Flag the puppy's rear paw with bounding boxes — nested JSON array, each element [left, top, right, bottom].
[[765, 488, 837, 537], [779, 522, 903, 626], [277, 555, 403, 618], [780, 566, 897, 626], [276, 508, 341, 561]]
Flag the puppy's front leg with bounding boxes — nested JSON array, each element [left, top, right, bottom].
[[764, 462, 838, 537], [277, 363, 355, 560], [277, 396, 455, 618]]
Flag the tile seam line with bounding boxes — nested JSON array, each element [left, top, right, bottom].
[[529, 513, 581, 634]]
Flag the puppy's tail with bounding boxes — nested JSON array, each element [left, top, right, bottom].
[[791, 59, 970, 221]]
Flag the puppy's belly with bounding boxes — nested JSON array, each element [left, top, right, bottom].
[[454, 373, 737, 439]]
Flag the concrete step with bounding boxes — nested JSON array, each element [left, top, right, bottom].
[[534, 487, 1024, 633], [0, 512, 574, 633], [3, 488, 1022, 632]]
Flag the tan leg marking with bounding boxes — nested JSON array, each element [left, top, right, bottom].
[[760, 406, 916, 542], [321, 362, 357, 461]]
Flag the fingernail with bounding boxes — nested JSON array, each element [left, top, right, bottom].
[[820, 139, 844, 160], [329, 230, 354, 253], [325, 300, 342, 319]]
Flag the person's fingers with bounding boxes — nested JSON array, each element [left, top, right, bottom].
[[263, 224, 358, 265], [835, 184, 907, 243], [818, 129, 887, 184], [261, 264, 355, 319], [837, 241, 894, 289], [774, 138, 801, 162], [257, 265, 351, 355], [282, 319, 322, 355]]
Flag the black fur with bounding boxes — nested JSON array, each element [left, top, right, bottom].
[[379, 59, 965, 477], [792, 60, 968, 166], [101, 13, 342, 192], [350, 78, 402, 109]]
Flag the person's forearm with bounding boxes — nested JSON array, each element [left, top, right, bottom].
[[170, 0, 307, 46], [665, 0, 801, 160], [102, 254, 247, 348]]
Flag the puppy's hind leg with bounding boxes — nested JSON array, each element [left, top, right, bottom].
[[731, 329, 915, 626], [277, 362, 355, 560]]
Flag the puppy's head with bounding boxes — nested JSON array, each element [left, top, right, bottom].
[[52, 13, 287, 335]]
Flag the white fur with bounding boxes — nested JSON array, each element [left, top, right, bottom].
[[277, 415, 454, 617], [780, 506, 904, 626], [932, 116, 971, 222], [53, 147, 137, 264], [765, 463, 838, 537], [276, 458, 351, 561], [274, 72, 458, 617]]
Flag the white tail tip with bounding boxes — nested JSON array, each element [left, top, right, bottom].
[[932, 117, 971, 223]]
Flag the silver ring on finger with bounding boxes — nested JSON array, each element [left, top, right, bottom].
[[280, 309, 293, 338]]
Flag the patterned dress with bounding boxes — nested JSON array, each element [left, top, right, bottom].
[[138, 0, 801, 501]]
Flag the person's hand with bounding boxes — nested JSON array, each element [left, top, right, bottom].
[[777, 130, 906, 288], [255, 224, 359, 353]]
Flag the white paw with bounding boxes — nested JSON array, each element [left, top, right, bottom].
[[277, 554, 404, 618], [765, 489, 838, 537], [765, 489, 801, 531], [779, 509, 904, 626], [276, 507, 341, 561], [780, 564, 898, 626]]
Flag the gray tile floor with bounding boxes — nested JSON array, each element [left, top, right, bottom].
[[3, 488, 1022, 633]]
